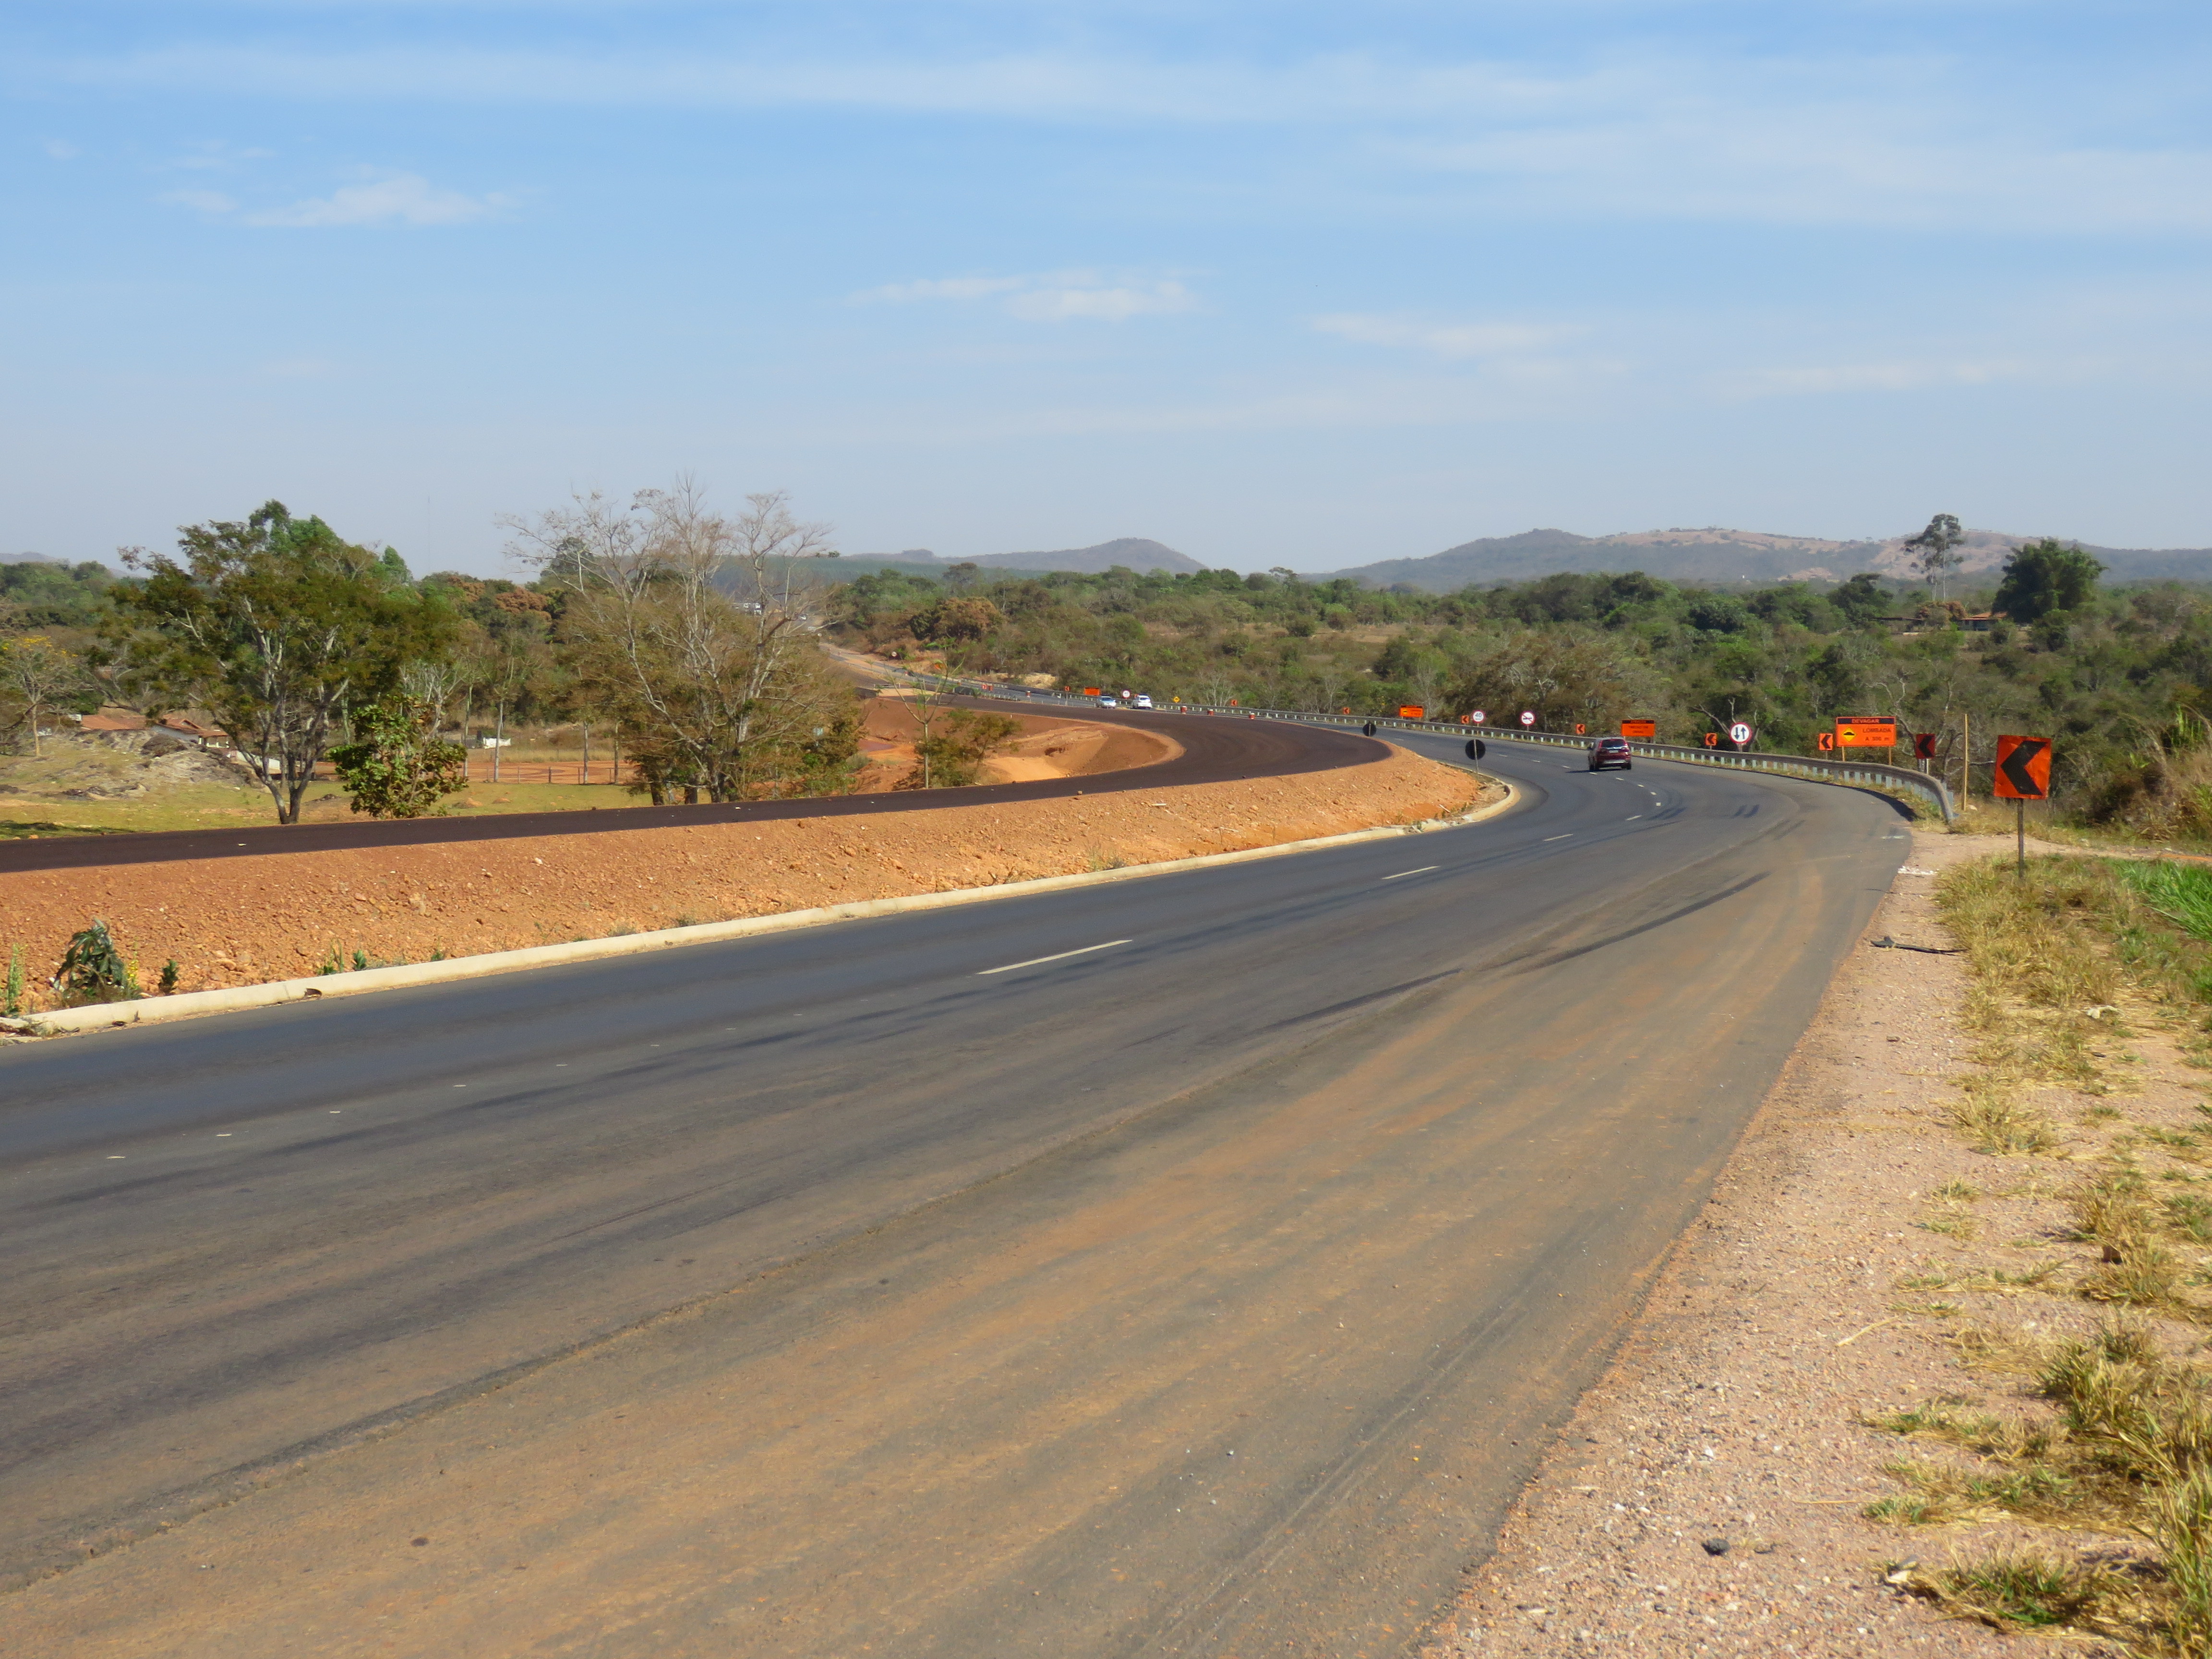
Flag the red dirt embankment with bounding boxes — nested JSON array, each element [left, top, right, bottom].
[[854, 698, 1179, 789], [0, 747, 1481, 1008]]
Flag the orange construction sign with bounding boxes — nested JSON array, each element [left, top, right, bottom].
[[1621, 719, 1657, 739], [1397, 705, 1426, 719], [1835, 716, 1898, 748], [1993, 734, 2052, 800]]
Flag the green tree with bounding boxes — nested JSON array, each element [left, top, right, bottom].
[[1829, 574, 1891, 628], [911, 595, 1005, 644], [897, 707, 1021, 789], [1995, 539, 2105, 624], [328, 695, 467, 818], [1903, 513, 1966, 600], [103, 501, 457, 823]]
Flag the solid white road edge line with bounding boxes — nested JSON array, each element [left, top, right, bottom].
[[977, 940, 1133, 976], [8, 769, 1522, 1038]]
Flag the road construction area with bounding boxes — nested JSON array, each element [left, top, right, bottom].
[[0, 730, 1908, 1657], [0, 710, 1472, 1002]]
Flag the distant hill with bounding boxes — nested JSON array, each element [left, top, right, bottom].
[[845, 538, 1204, 578], [1321, 527, 2212, 591], [969, 537, 1202, 575]]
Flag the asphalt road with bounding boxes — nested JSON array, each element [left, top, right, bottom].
[[0, 734, 1909, 1657], [0, 700, 1359, 875]]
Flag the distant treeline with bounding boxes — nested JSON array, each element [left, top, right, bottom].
[[827, 550, 2212, 838]]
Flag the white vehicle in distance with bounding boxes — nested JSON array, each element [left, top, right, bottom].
[[1098, 695, 1120, 710], [1132, 694, 1154, 709]]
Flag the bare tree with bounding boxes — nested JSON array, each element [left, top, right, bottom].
[[504, 480, 851, 803], [0, 635, 93, 757]]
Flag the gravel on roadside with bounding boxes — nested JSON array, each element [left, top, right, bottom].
[[1419, 827, 2040, 1658]]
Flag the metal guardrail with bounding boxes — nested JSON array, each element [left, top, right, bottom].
[[872, 668, 1956, 824]]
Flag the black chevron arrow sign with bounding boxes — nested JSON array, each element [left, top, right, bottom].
[[1997, 736, 2049, 799]]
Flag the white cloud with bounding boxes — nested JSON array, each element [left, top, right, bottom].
[[42, 139, 78, 160], [161, 188, 240, 215], [1312, 313, 1579, 359], [1005, 281, 1195, 321], [36, 43, 2212, 235], [857, 276, 1031, 303], [166, 140, 275, 172], [856, 271, 1197, 323], [245, 171, 506, 226], [1714, 359, 2043, 398]]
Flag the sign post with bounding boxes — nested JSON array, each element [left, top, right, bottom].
[[1992, 734, 2052, 876]]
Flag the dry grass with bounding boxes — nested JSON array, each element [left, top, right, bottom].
[[1875, 1323, 2212, 1648], [1864, 854, 2212, 1652], [1899, 1549, 2147, 1638]]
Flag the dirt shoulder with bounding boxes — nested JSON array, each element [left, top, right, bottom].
[[0, 744, 1482, 1010], [1420, 829, 2024, 1657]]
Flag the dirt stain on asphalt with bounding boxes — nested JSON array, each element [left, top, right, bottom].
[[0, 786, 1895, 1659]]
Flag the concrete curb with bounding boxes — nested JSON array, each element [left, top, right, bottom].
[[7, 775, 1520, 1038]]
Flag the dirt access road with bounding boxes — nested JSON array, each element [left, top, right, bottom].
[[0, 735, 1909, 1657]]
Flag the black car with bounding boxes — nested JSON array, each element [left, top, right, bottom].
[[1588, 735, 1634, 771]]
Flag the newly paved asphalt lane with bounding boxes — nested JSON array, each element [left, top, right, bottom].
[[0, 733, 1911, 1656], [0, 699, 1363, 875]]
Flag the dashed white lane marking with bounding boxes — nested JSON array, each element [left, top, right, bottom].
[[1382, 866, 1440, 880], [1542, 834, 1573, 842], [978, 939, 1134, 976], [1626, 815, 1643, 820], [107, 1155, 123, 1160]]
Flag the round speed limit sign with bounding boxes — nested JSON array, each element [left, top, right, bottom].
[[1470, 709, 1486, 725], [1519, 710, 1536, 728], [1729, 721, 1754, 746]]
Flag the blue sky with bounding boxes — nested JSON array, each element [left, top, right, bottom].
[[5, 2, 2209, 574]]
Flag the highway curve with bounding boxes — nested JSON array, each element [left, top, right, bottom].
[[0, 733, 1910, 1657], [0, 702, 1371, 876]]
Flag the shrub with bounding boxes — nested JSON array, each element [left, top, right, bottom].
[[51, 919, 139, 1004]]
